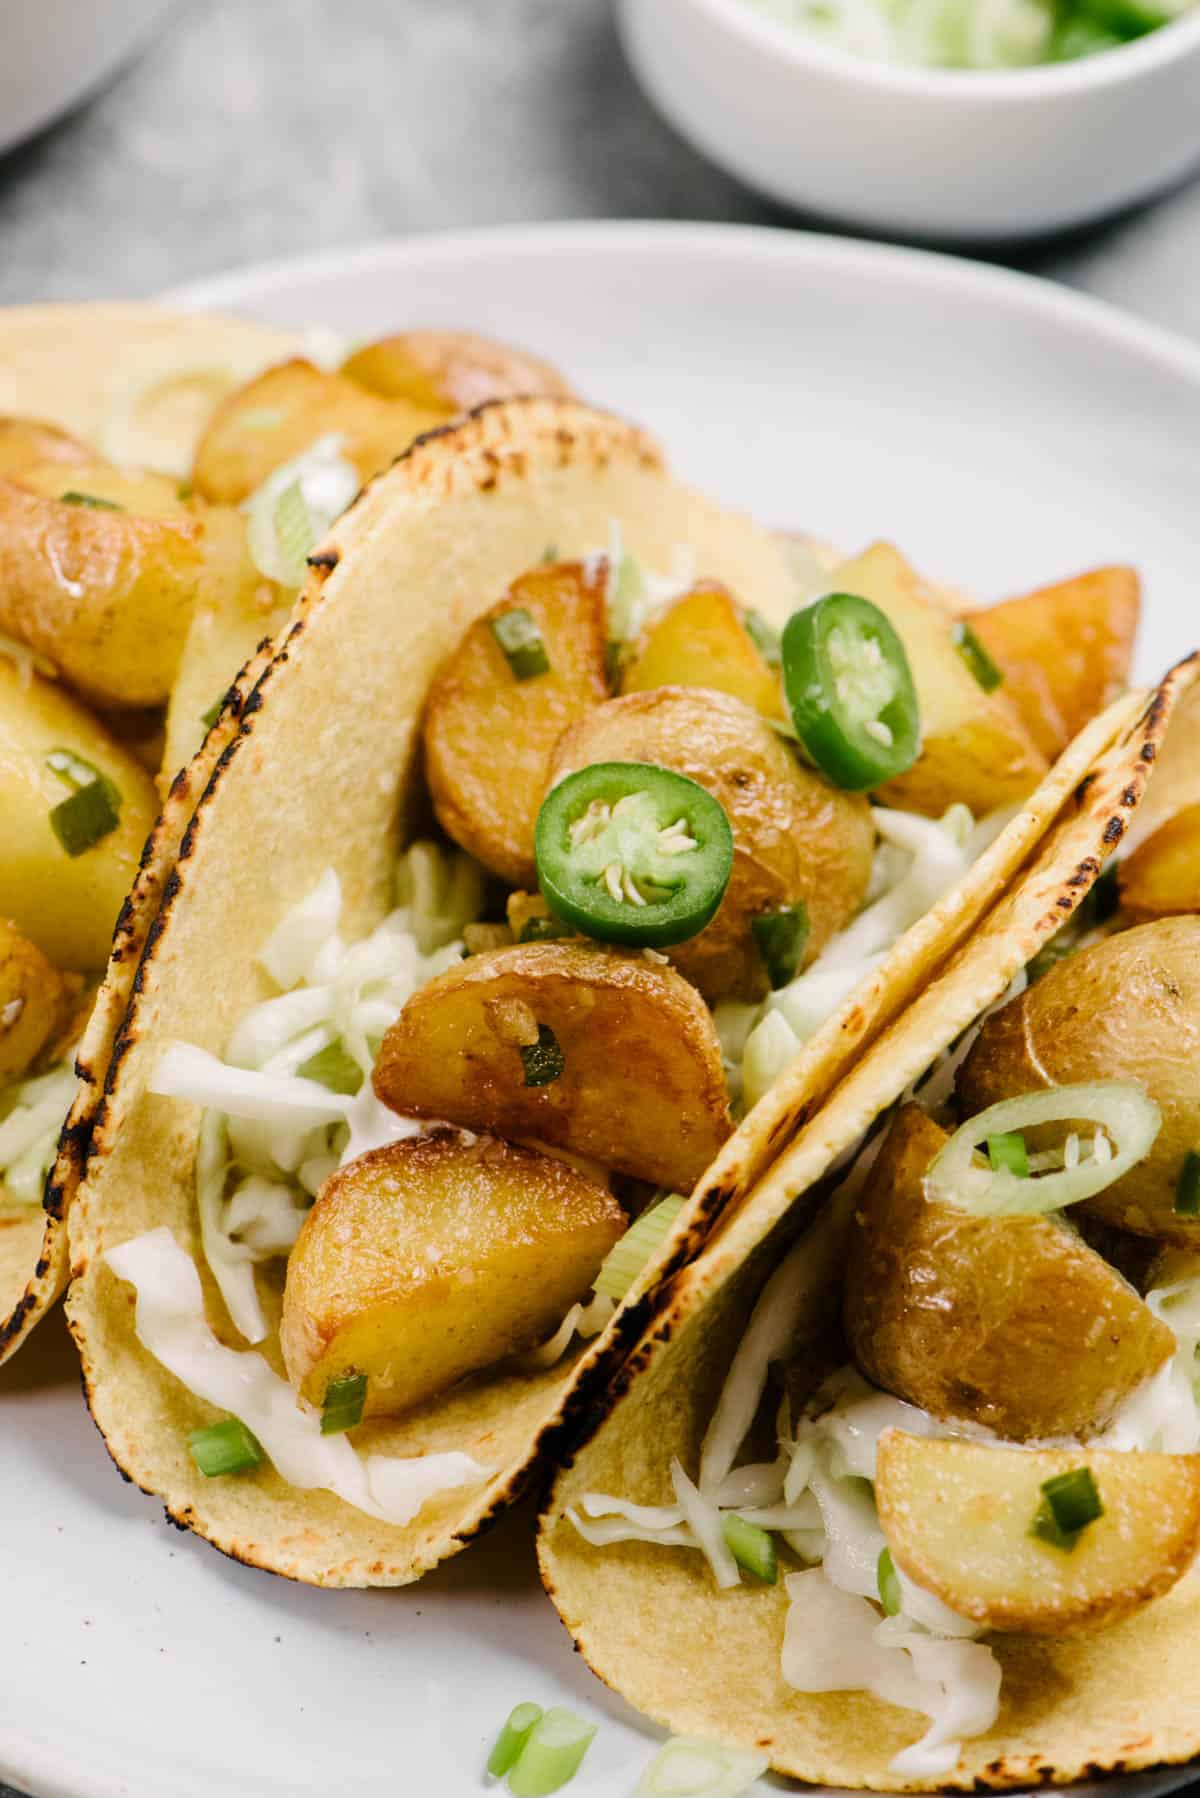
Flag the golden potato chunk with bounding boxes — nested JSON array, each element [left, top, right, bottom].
[[958, 915, 1200, 1242], [830, 543, 1048, 815], [280, 1132, 625, 1417], [423, 560, 610, 887], [550, 687, 874, 1002], [373, 942, 731, 1191], [0, 464, 259, 707], [0, 659, 159, 970], [1125, 678, 1200, 857], [162, 565, 288, 775], [341, 330, 572, 410], [191, 359, 443, 504], [1120, 805, 1200, 920], [622, 583, 784, 720], [0, 920, 77, 1085], [0, 416, 91, 477], [967, 566, 1139, 761], [845, 1106, 1174, 1440], [877, 1432, 1200, 1634]]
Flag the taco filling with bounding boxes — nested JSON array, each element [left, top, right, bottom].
[[102, 527, 1054, 1531], [567, 866, 1200, 1778]]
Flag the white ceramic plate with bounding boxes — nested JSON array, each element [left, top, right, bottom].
[[4, 223, 1200, 1798]]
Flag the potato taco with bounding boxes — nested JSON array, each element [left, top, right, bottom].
[[58, 385, 1141, 1590], [0, 305, 574, 1365], [539, 656, 1200, 1790]]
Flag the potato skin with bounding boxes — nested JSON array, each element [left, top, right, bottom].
[[340, 330, 573, 411], [958, 915, 1200, 1243], [1120, 804, 1200, 920], [622, 583, 784, 720], [280, 1132, 625, 1417], [968, 566, 1139, 762], [0, 463, 258, 707], [373, 941, 732, 1192], [0, 659, 159, 970], [191, 359, 443, 504], [550, 687, 874, 1002], [423, 560, 610, 887], [877, 1432, 1200, 1635], [0, 919, 76, 1084], [845, 1105, 1174, 1439], [0, 417, 91, 477]]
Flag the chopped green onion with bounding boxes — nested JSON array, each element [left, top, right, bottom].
[[721, 1514, 777, 1584], [877, 1546, 902, 1616], [519, 915, 571, 943], [987, 1131, 1028, 1177], [188, 1417, 263, 1477], [60, 491, 122, 510], [488, 1703, 544, 1778], [751, 902, 809, 990], [47, 747, 103, 789], [520, 1024, 564, 1087], [1175, 1150, 1200, 1218], [50, 780, 121, 857], [492, 608, 550, 680], [604, 639, 624, 689], [593, 1194, 686, 1301], [273, 480, 316, 586], [177, 481, 194, 501], [1049, 15, 1124, 54], [952, 621, 1003, 693], [298, 1038, 364, 1096], [320, 1370, 367, 1434], [200, 694, 225, 730], [541, 544, 559, 564], [636, 1737, 769, 1797], [1074, 0, 1169, 35], [744, 609, 782, 668], [507, 1707, 596, 1797], [1031, 1467, 1103, 1550]]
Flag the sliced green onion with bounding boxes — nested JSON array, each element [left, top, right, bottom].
[[636, 1737, 769, 1798], [751, 901, 809, 990], [877, 1546, 902, 1616], [1175, 1150, 1200, 1218], [744, 609, 782, 668], [987, 1131, 1028, 1177], [593, 1194, 686, 1301], [320, 1370, 367, 1434], [507, 1707, 596, 1797], [60, 490, 122, 510], [541, 544, 559, 564], [721, 1514, 777, 1584], [298, 1038, 364, 1096], [953, 621, 1003, 693], [50, 779, 121, 857], [1074, 0, 1169, 36], [926, 1081, 1161, 1218], [488, 1703, 544, 1778], [1031, 1467, 1103, 1551], [520, 1024, 564, 1087], [188, 1417, 263, 1477], [200, 694, 225, 730], [1049, 15, 1124, 54], [519, 915, 572, 944], [604, 639, 624, 689], [492, 608, 550, 680], [47, 747, 104, 789], [273, 480, 316, 586]]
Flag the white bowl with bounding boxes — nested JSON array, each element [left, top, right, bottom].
[[0, 0, 180, 157], [618, 0, 1200, 240]]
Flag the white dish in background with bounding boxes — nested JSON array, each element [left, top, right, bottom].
[[619, 0, 1200, 241], [0, 0, 180, 158], [3, 223, 1200, 1798]]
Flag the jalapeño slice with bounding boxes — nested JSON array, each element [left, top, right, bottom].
[[534, 762, 733, 948], [782, 593, 921, 790]]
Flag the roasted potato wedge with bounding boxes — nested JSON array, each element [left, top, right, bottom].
[[280, 1132, 624, 1418], [845, 1106, 1174, 1439], [958, 915, 1200, 1242], [622, 583, 784, 719], [967, 566, 1139, 761], [0, 464, 260, 707], [191, 359, 443, 504], [0, 417, 91, 477], [831, 543, 1048, 815], [1125, 678, 1200, 856], [0, 920, 77, 1085], [550, 687, 874, 1002], [373, 941, 732, 1191], [423, 560, 610, 887], [340, 330, 572, 410], [1120, 804, 1200, 919], [877, 1432, 1200, 1634], [162, 564, 288, 775], [0, 658, 159, 970]]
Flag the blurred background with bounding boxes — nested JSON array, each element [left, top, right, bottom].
[[2, 0, 1200, 336]]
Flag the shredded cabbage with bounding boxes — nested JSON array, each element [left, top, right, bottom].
[[243, 434, 360, 587], [0, 1060, 77, 1207], [742, 0, 1053, 68]]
